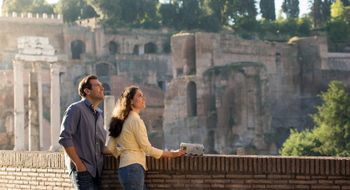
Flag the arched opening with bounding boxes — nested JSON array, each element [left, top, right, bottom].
[[133, 45, 140, 55], [96, 62, 110, 77], [103, 83, 111, 95], [187, 81, 197, 117], [108, 41, 119, 55], [71, 40, 85, 60], [144, 42, 157, 54]]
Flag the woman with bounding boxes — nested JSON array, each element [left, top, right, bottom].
[[107, 86, 185, 190]]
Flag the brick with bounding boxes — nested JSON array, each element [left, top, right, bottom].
[[334, 180, 350, 184], [289, 180, 317, 185], [186, 174, 211, 179], [225, 184, 252, 188], [266, 184, 295, 189], [211, 174, 225, 178], [272, 180, 289, 184], [211, 183, 225, 188], [318, 180, 333, 184], [204, 179, 230, 184], [296, 175, 310, 180], [311, 185, 340, 189], [226, 174, 253, 179], [190, 179, 204, 184], [246, 179, 273, 184], [267, 174, 290, 179], [230, 179, 245, 184]]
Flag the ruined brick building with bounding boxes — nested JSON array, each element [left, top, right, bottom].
[[0, 13, 350, 154]]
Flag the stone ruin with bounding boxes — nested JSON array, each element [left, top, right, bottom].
[[1, 14, 350, 154], [163, 32, 350, 154]]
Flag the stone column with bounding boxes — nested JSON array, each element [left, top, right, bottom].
[[28, 64, 40, 151], [104, 95, 115, 130], [49, 63, 61, 151], [13, 61, 25, 150], [37, 64, 44, 150]]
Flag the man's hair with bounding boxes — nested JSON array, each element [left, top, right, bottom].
[[78, 75, 98, 97]]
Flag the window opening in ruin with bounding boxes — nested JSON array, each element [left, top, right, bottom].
[[96, 63, 109, 77], [276, 53, 281, 64], [144, 42, 157, 54], [103, 83, 111, 95], [187, 81, 197, 117], [133, 45, 140, 55], [176, 68, 183, 77], [109, 41, 119, 55], [71, 40, 85, 60], [158, 81, 165, 91]]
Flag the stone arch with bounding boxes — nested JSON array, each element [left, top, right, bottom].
[[144, 42, 157, 54], [187, 81, 197, 117], [108, 41, 119, 55], [71, 40, 85, 60]]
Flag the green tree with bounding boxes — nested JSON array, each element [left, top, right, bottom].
[[177, 0, 203, 30], [159, 3, 178, 27], [54, 0, 97, 23], [2, 0, 54, 14], [282, 0, 300, 18], [204, 0, 229, 25], [311, 0, 334, 28], [280, 81, 350, 156], [331, 0, 345, 19], [260, 0, 276, 21], [227, 0, 258, 32], [341, 0, 350, 6]]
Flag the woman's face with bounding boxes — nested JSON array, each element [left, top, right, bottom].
[[131, 89, 146, 111]]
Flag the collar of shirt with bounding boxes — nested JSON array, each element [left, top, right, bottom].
[[83, 98, 102, 115], [129, 110, 140, 119]]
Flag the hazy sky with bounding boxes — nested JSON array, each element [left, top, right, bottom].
[[0, 0, 311, 18]]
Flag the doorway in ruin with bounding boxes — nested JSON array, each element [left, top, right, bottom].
[[71, 40, 85, 59], [144, 42, 157, 54], [187, 81, 197, 117], [108, 41, 120, 55]]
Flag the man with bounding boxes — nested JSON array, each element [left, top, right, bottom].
[[59, 75, 110, 190]]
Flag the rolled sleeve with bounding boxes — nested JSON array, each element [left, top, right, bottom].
[[133, 120, 163, 159], [58, 105, 79, 148]]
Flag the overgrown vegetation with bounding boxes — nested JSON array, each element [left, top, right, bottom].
[[2, 0, 350, 51], [280, 81, 350, 156]]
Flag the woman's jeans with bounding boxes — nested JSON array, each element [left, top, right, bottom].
[[118, 163, 147, 190]]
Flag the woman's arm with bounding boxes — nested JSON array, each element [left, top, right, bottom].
[[161, 149, 186, 158]]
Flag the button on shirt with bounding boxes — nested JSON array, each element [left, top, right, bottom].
[[59, 99, 106, 177]]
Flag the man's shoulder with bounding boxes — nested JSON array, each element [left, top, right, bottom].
[[67, 100, 85, 110]]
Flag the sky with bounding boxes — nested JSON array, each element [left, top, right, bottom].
[[0, 0, 310, 18]]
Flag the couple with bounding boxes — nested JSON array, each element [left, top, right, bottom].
[[58, 75, 185, 190]]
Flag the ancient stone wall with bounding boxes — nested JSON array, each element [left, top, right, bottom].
[[164, 32, 350, 155]]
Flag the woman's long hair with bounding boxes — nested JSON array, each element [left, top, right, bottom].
[[109, 86, 139, 138]]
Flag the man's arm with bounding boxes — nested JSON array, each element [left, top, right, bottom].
[[59, 104, 86, 171], [64, 146, 87, 172]]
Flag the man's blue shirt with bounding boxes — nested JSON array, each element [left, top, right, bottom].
[[59, 98, 106, 177]]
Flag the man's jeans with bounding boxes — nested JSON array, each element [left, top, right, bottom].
[[70, 170, 101, 190], [118, 163, 147, 190]]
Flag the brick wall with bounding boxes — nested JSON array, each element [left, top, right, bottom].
[[0, 151, 350, 190]]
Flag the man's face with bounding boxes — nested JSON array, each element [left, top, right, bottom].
[[86, 79, 104, 101]]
